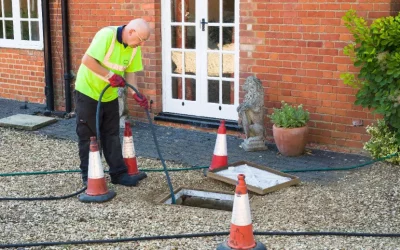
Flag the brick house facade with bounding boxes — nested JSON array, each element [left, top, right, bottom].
[[0, 0, 399, 151]]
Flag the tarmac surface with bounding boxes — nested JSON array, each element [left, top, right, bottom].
[[0, 98, 373, 184]]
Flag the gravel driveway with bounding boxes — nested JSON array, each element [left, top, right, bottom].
[[1, 127, 399, 249]]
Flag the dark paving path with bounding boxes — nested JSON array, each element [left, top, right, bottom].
[[0, 98, 372, 184]]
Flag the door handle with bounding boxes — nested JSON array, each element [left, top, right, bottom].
[[200, 18, 208, 31]]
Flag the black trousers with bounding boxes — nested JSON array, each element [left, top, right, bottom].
[[75, 91, 127, 177]]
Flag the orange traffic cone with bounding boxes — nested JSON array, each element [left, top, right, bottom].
[[217, 174, 267, 250], [123, 121, 147, 180], [209, 120, 228, 171], [78, 136, 116, 203]]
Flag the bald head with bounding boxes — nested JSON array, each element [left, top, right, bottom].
[[123, 18, 151, 48]]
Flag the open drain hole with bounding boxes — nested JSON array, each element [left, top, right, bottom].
[[159, 188, 234, 212]]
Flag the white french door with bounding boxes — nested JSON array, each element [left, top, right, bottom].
[[161, 0, 239, 120]]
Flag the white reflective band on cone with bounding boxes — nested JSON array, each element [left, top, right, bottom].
[[231, 193, 252, 226], [123, 136, 135, 158], [88, 151, 105, 179], [213, 134, 227, 155]]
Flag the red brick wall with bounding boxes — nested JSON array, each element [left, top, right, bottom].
[[0, 49, 45, 103], [239, 0, 399, 150]]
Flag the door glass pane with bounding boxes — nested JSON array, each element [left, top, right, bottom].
[[31, 21, 39, 41], [184, 51, 195, 75], [0, 0, 3, 17], [207, 53, 220, 77], [4, 0, 12, 17], [222, 27, 234, 50], [171, 26, 182, 48], [208, 26, 219, 50], [0, 22, 3, 38], [208, 80, 219, 103], [222, 53, 234, 78], [20, 0, 28, 18], [172, 77, 182, 99], [5, 20, 13, 39], [185, 0, 195, 22], [223, 0, 234, 23], [171, 0, 181, 22], [30, 0, 38, 18], [208, 0, 219, 23], [222, 81, 234, 104], [185, 26, 195, 49], [21, 21, 29, 40], [171, 51, 182, 74], [185, 78, 196, 101]]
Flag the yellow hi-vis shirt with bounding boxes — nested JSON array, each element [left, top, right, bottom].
[[75, 26, 143, 102]]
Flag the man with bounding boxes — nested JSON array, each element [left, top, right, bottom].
[[74, 18, 150, 186]]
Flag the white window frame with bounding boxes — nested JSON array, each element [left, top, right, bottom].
[[0, 0, 43, 50]]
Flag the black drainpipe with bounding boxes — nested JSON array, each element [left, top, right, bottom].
[[61, 0, 72, 113], [42, 0, 54, 112]]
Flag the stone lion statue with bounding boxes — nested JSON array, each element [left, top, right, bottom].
[[236, 75, 267, 151]]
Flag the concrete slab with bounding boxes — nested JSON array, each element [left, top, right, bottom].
[[0, 114, 57, 130]]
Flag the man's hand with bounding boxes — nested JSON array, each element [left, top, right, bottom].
[[132, 93, 149, 110], [108, 73, 125, 88]]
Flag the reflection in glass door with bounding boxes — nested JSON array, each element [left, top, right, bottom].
[[162, 0, 239, 120]]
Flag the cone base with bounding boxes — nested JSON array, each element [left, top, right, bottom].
[[78, 190, 116, 203], [216, 241, 267, 250]]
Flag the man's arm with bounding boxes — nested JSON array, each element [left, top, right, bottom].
[[82, 54, 110, 79]]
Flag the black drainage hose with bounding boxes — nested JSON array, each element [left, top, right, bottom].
[[0, 187, 86, 201], [0, 231, 399, 248], [96, 82, 176, 204]]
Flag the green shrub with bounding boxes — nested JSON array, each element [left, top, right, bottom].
[[364, 119, 400, 163], [341, 10, 400, 143], [268, 101, 310, 128]]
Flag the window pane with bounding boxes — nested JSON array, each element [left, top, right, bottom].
[[184, 78, 196, 101], [185, 0, 195, 22], [222, 27, 234, 50], [0, 21, 3, 38], [171, 0, 181, 22], [171, 51, 182, 74], [223, 0, 235, 23], [222, 81, 234, 104], [171, 77, 182, 99], [21, 21, 29, 40], [207, 53, 220, 77], [208, 0, 219, 23], [208, 80, 219, 103], [5, 20, 13, 39], [208, 26, 219, 50], [20, 0, 28, 18], [4, 0, 12, 17], [171, 26, 182, 48], [185, 26, 195, 49], [30, 0, 38, 18], [184, 51, 195, 75], [31, 21, 39, 41], [0, 0, 3, 17]]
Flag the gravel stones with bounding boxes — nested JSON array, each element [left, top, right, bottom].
[[0, 127, 399, 249]]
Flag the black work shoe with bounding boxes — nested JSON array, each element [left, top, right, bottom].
[[111, 173, 140, 186]]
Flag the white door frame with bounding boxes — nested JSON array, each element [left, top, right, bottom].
[[161, 0, 240, 120]]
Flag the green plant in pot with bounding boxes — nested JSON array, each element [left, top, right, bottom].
[[268, 101, 310, 156]]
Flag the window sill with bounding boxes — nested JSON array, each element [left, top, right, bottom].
[[0, 41, 44, 51]]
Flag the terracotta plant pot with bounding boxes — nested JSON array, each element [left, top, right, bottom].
[[272, 125, 308, 157]]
